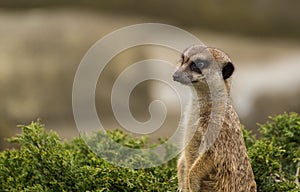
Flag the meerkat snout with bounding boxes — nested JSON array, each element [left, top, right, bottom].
[[172, 70, 193, 84]]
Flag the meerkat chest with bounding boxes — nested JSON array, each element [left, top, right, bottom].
[[183, 110, 211, 163]]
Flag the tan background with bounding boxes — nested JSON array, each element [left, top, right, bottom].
[[1, 2, 300, 148]]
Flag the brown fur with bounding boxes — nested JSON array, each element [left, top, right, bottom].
[[174, 45, 257, 192]]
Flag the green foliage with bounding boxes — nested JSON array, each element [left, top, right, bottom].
[[243, 112, 300, 192], [0, 121, 177, 191], [83, 130, 168, 169], [0, 113, 299, 191]]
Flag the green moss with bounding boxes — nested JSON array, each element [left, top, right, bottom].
[[1, 113, 299, 191]]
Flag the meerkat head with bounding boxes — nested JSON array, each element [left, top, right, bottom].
[[172, 45, 234, 93]]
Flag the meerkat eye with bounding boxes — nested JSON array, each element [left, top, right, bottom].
[[194, 58, 208, 69], [190, 62, 202, 73]]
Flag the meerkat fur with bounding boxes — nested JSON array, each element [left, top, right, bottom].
[[173, 45, 257, 192]]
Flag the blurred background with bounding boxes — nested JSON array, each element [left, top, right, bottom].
[[1, 0, 300, 149]]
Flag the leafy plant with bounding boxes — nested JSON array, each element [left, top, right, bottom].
[[244, 112, 300, 192], [0, 113, 299, 191], [0, 121, 177, 191]]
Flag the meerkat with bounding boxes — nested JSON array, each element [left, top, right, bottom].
[[173, 45, 257, 192]]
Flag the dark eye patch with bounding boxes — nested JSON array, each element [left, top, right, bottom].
[[190, 62, 202, 73], [194, 58, 208, 69], [189, 58, 208, 73]]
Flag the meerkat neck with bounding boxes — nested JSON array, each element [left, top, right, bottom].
[[194, 86, 212, 117], [190, 83, 230, 135], [183, 87, 213, 156]]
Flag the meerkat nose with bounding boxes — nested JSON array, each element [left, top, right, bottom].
[[172, 71, 181, 81]]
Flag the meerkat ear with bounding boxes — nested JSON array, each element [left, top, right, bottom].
[[222, 62, 234, 80]]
